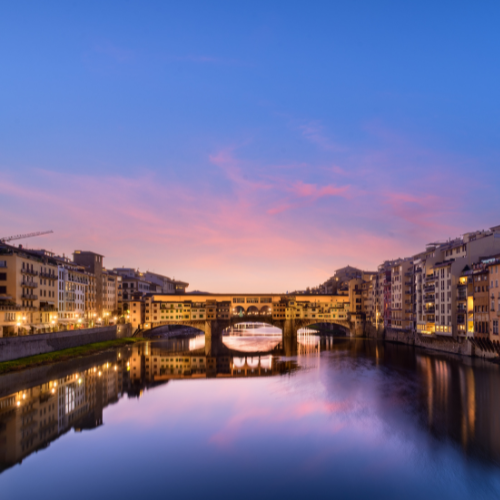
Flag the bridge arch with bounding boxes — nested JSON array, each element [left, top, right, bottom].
[[295, 318, 353, 336], [141, 320, 208, 338]]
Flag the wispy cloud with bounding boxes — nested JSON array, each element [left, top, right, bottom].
[[299, 121, 345, 152]]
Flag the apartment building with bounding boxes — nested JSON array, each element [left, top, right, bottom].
[[413, 227, 500, 338], [0, 244, 59, 336], [472, 262, 490, 338], [114, 269, 154, 315], [486, 257, 500, 340], [102, 270, 120, 321], [84, 273, 97, 325], [73, 250, 104, 315], [113, 268, 188, 316], [54, 257, 89, 329], [390, 259, 413, 330], [143, 271, 177, 293]]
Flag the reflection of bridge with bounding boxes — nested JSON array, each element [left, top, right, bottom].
[[128, 340, 301, 381], [133, 293, 366, 353]]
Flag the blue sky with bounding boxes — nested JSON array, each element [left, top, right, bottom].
[[1, 1, 499, 291]]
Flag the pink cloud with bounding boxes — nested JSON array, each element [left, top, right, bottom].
[[291, 181, 350, 199], [0, 129, 479, 292]]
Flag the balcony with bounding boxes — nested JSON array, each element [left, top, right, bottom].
[[457, 293, 467, 301], [404, 281, 413, 286], [40, 271, 57, 280], [21, 268, 38, 276], [425, 275, 436, 282], [424, 307, 435, 314], [21, 280, 38, 288], [423, 285, 435, 292], [21, 292, 38, 300], [40, 305, 57, 312]]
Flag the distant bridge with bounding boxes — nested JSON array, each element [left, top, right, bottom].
[[133, 293, 366, 354]]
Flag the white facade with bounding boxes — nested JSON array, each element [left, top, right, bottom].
[[58, 265, 87, 324]]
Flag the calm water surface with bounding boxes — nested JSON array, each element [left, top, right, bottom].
[[1, 329, 500, 499]]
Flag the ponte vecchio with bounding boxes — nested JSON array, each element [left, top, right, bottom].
[[130, 291, 367, 348]]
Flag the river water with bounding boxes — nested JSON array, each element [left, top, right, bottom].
[[1, 329, 500, 499]]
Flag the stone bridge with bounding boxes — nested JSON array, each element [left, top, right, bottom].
[[134, 292, 365, 355]]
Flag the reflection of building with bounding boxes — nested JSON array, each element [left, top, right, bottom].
[[415, 351, 500, 462], [127, 341, 300, 382], [0, 356, 127, 472]]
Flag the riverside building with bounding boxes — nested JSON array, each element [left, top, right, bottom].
[[0, 243, 59, 336]]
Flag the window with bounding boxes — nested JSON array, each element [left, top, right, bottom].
[[0, 286, 6, 294], [494, 320, 499, 335]]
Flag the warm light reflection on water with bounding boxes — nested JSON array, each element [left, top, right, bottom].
[[2, 334, 500, 499]]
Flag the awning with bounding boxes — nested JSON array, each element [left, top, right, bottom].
[[30, 324, 51, 329]]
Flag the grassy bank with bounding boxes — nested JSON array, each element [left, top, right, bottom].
[[0, 338, 145, 375]]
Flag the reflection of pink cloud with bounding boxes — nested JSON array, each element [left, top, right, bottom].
[[293, 400, 349, 418]]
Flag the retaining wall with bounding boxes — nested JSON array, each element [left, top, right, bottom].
[[0, 323, 133, 362], [383, 327, 476, 357]]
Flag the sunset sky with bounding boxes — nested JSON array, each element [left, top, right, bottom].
[[1, 2, 500, 292]]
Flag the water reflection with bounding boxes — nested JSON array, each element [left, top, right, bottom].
[[0, 354, 128, 473], [130, 336, 299, 381], [2, 334, 500, 498]]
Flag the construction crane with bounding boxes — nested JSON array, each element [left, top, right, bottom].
[[0, 230, 54, 243]]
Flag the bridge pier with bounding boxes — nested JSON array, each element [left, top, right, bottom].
[[282, 319, 298, 356], [205, 320, 230, 356]]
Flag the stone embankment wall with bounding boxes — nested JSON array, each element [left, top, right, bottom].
[[383, 327, 475, 357], [369, 325, 498, 359], [0, 323, 133, 363]]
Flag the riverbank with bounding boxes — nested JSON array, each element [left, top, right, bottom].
[[0, 337, 144, 375], [366, 325, 500, 361]]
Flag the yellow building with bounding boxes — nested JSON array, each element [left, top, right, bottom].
[[0, 244, 59, 336]]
